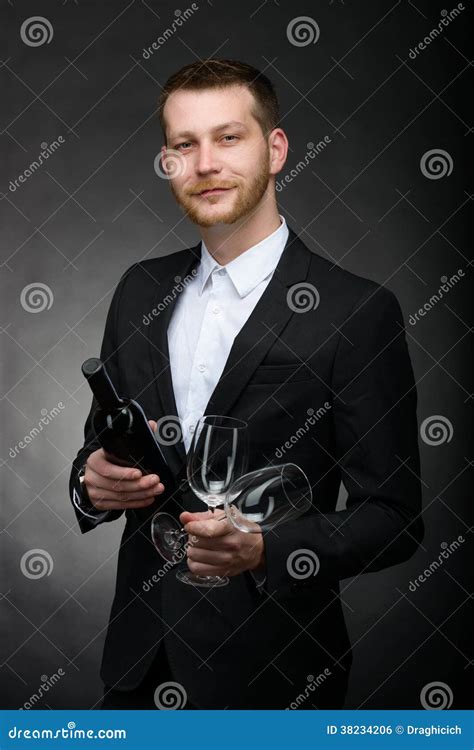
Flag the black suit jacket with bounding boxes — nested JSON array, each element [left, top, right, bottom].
[[69, 226, 424, 709]]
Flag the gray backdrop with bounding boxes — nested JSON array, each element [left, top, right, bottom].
[[1, 0, 471, 710]]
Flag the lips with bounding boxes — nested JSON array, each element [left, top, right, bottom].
[[197, 187, 233, 196]]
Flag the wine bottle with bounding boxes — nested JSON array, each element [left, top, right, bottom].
[[81, 357, 175, 492]]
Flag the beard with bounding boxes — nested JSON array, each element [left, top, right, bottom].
[[169, 147, 271, 228]]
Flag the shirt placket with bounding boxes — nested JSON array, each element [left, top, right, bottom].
[[185, 267, 225, 445]]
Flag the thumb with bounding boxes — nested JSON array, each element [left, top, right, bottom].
[[148, 419, 157, 432], [180, 510, 224, 523], [180, 511, 202, 523]]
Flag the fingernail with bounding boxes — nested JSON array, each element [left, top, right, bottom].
[[158, 483, 164, 492]]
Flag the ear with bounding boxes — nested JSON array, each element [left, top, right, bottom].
[[268, 128, 289, 175]]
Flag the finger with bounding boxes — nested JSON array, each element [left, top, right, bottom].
[[86, 466, 162, 494], [187, 547, 232, 566], [89, 450, 143, 482], [180, 510, 220, 523], [148, 419, 157, 432], [91, 496, 158, 510], [187, 533, 236, 551], [180, 509, 227, 527], [184, 518, 232, 539], [87, 484, 164, 503]]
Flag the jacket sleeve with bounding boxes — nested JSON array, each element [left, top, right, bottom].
[[262, 285, 424, 599], [68, 264, 138, 534]]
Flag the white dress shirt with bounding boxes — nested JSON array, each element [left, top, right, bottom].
[[167, 214, 289, 453]]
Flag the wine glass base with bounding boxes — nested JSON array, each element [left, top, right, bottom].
[[176, 569, 229, 588]]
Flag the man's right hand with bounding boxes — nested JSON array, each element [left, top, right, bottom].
[[83, 419, 165, 510]]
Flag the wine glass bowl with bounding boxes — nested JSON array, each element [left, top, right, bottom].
[[224, 463, 313, 534], [186, 415, 249, 509]]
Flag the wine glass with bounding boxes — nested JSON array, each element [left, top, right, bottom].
[[151, 415, 248, 587], [224, 463, 313, 533]]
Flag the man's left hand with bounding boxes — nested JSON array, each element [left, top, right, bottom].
[[180, 509, 265, 578]]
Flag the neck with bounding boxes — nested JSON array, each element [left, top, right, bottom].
[[199, 195, 282, 265]]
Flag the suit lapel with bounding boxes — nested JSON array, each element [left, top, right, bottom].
[[146, 226, 312, 481]]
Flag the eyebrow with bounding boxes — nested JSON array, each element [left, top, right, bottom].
[[169, 121, 247, 141]]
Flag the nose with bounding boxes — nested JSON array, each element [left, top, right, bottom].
[[195, 142, 221, 176]]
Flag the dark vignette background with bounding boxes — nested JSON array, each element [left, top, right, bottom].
[[1, 0, 472, 710]]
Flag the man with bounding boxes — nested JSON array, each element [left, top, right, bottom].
[[69, 59, 424, 710]]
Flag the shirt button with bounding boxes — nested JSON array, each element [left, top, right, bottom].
[[212, 306, 220, 314], [189, 424, 196, 434], [197, 364, 206, 372]]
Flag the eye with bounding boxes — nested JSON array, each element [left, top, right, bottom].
[[175, 142, 192, 151], [221, 135, 239, 143]]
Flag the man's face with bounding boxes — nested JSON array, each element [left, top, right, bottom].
[[162, 86, 272, 227]]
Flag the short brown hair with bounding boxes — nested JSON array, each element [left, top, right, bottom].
[[157, 58, 280, 143]]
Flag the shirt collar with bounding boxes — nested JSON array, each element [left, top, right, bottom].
[[198, 215, 289, 298]]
